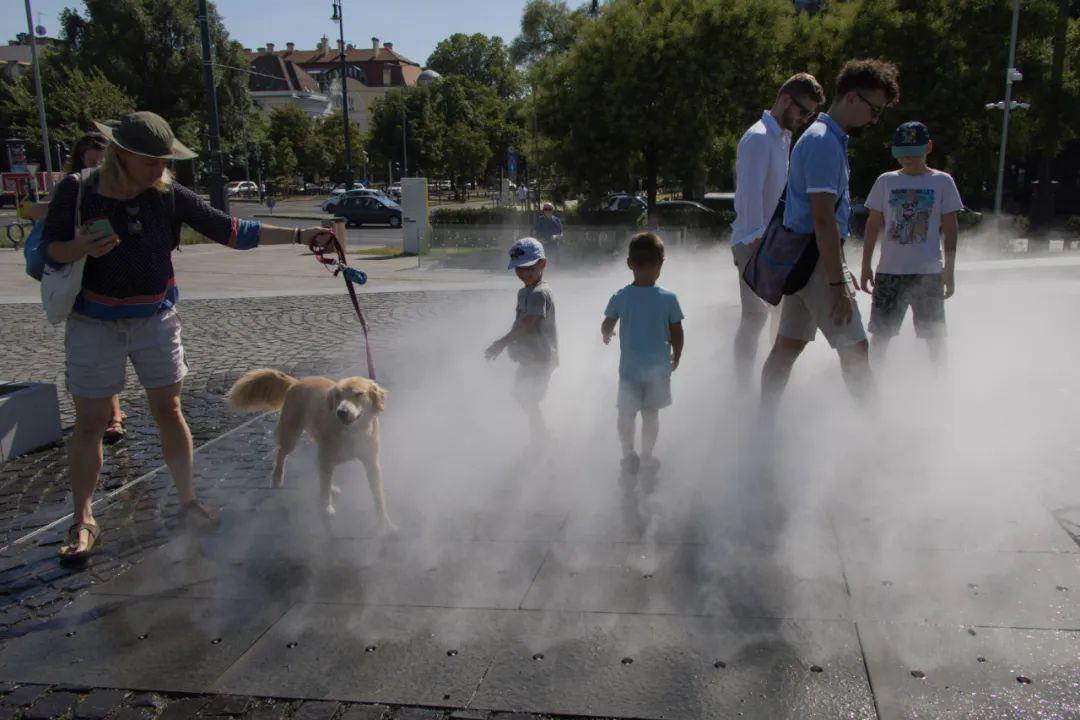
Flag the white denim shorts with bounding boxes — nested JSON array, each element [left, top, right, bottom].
[[64, 308, 188, 398]]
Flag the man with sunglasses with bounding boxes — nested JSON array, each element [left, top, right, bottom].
[[760, 59, 900, 419], [731, 73, 825, 387]]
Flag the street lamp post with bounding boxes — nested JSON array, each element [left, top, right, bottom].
[[993, 0, 1022, 220], [22, 0, 53, 189], [197, 0, 228, 212], [401, 98, 407, 179], [331, 0, 354, 188]]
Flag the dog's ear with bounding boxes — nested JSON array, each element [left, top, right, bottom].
[[367, 384, 388, 413]]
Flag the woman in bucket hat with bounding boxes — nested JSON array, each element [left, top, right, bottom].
[[41, 111, 335, 563]]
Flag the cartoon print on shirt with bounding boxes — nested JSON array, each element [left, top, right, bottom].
[[888, 188, 935, 245]]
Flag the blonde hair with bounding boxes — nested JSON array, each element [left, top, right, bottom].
[[98, 144, 173, 194]]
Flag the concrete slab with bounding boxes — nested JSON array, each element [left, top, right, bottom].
[[858, 622, 1080, 720], [472, 613, 875, 719], [0, 595, 290, 692], [521, 541, 850, 620], [845, 549, 1080, 628], [96, 531, 548, 610], [213, 603, 876, 719], [211, 604, 495, 706]]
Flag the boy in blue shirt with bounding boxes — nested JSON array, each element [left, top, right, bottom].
[[602, 232, 685, 476]]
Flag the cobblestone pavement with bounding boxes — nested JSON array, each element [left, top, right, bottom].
[[0, 293, 581, 720]]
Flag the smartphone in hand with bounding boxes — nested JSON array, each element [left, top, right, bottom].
[[88, 217, 115, 236]]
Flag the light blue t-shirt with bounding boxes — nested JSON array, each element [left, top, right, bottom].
[[783, 113, 852, 238], [604, 285, 684, 381]]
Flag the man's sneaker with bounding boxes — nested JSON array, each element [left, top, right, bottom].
[[621, 451, 641, 475]]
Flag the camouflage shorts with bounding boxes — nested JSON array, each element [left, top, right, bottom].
[[868, 273, 946, 339]]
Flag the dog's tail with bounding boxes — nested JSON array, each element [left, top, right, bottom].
[[226, 369, 296, 412]]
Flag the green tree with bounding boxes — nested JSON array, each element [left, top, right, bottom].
[[510, 0, 591, 65], [268, 142, 297, 181], [266, 104, 328, 179], [538, 0, 789, 209], [53, 0, 254, 160], [0, 59, 135, 158], [427, 33, 522, 99]]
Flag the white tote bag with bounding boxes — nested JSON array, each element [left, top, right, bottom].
[[40, 170, 91, 326]]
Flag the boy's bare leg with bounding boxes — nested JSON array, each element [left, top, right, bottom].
[[640, 410, 659, 460], [617, 407, 636, 458], [927, 335, 946, 367]]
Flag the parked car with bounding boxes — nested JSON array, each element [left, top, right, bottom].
[[654, 200, 726, 228], [334, 195, 403, 228], [387, 184, 402, 201], [322, 188, 391, 214], [226, 180, 258, 198], [701, 192, 735, 214]]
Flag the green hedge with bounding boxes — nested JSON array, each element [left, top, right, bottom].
[[430, 207, 533, 226], [1065, 216, 1080, 237]]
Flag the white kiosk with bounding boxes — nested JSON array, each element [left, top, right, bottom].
[[401, 177, 429, 256]]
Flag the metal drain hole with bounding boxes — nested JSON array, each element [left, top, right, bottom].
[[809, 665, 823, 673], [967, 628, 977, 636], [211, 638, 223, 645], [287, 642, 298, 649], [65, 631, 77, 638], [713, 661, 727, 669], [621, 657, 633, 665], [881, 580, 893, 587], [977, 657, 987, 663], [911, 670, 926, 679], [446, 649, 458, 657], [533, 653, 544, 661], [1056, 585, 1068, 592], [1017, 676, 1032, 685], [365, 645, 377, 653], [139, 634, 150, 640]]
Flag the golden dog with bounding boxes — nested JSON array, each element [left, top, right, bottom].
[[226, 369, 392, 529]]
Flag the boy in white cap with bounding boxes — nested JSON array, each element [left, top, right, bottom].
[[486, 237, 559, 439]]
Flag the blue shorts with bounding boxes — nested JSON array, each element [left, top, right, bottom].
[[617, 375, 671, 412]]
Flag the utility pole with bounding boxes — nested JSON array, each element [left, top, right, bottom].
[[331, 1, 354, 187], [197, 0, 228, 212], [993, 0, 1022, 221], [23, 0, 53, 188], [401, 98, 407, 179]]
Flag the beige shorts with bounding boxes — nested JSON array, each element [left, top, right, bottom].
[[513, 363, 554, 405], [731, 241, 770, 316], [777, 257, 867, 349], [65, 309, 188, 398]]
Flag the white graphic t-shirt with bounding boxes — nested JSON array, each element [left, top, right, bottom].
[[865, 169, 963, 275]]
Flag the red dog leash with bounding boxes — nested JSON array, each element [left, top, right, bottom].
[[312, 233, 376, 380]]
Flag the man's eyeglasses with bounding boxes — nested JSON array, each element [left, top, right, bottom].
[[791, 97, 817, 120], [855, 91, 886, 119]]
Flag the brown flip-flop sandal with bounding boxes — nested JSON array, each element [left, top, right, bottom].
[[58, 522, 100, 564], [103, 412, 127, 446]]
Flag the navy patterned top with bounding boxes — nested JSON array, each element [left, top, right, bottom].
[[43, 173, 261, 320]]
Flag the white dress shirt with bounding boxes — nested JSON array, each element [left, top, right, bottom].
[[731, 110, 791, 246]]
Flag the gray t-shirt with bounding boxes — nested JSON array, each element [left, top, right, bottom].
[[508, 281, 558, 367]]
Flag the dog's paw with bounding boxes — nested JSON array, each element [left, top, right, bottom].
[[324, 504, 337, 518]]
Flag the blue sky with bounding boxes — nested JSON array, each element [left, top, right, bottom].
[[4, 0, 533, 67]]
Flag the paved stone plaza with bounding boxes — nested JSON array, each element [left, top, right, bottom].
[[0, 245, 1079, 720]]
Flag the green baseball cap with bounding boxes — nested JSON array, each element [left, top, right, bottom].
[[891, 121, 930, 159], [93, 111, 197, 161]]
